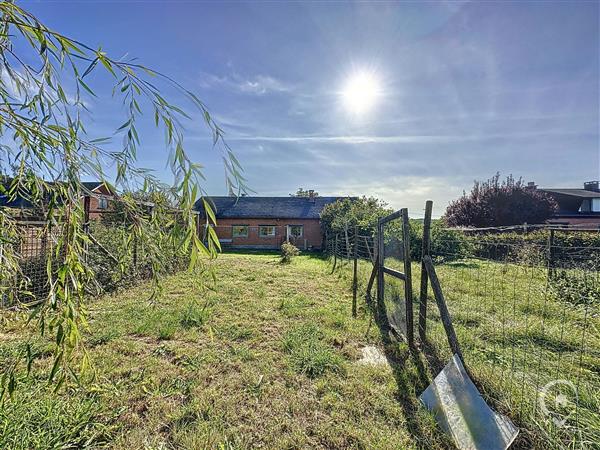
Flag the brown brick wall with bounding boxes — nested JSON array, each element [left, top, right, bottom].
[[213, 218, 324, 250]]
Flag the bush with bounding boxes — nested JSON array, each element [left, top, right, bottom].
[[87, 222, 189, 295], [280, 242, 300, 264], [550, 270, 600, 306], [445, 173, 558, 227]]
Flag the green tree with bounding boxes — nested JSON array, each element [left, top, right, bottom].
[[290, 188, 318, 197], [0, 2, 245, 397], [320, 196, 390, 236]]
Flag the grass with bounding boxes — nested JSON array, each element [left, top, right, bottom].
[[343, 254, 600, 449], [0, 252, 451, 449]]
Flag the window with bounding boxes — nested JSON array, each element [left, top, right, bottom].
[[232, 225, 248, 237], [288, 225, 303, 238], [259, 225, 276, 237], [98, 197, 108, 209]]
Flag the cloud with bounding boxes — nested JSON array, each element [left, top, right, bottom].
[[198, 71, 291, 95], [227, 129, 589, 145]]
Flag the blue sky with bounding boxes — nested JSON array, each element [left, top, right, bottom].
[[24, 1, 599, 216]]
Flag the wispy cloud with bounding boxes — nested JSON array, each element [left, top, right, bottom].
[[227, 129, 590, 145], [198, 71, 292, 95]]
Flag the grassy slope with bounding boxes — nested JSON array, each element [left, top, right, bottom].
[[0, 253, 452, 450]]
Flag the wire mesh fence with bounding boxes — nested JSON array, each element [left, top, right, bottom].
[[426, 229, 600, 448], [1, 218, 192, 307], [324, 216, 600, 448]]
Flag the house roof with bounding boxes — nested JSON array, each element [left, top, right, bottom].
[[540, 188, 600, 199], [198, 196, 347, 219]]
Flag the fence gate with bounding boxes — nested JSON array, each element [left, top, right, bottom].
[[376, 208, 413, 345]]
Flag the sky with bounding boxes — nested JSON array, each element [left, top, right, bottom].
[[21, 0, 600, 217]]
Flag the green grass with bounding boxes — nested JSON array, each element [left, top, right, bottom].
[[0, 253, 451, 449], [4, 252, 597, 449], [342, 254, 600, 449]]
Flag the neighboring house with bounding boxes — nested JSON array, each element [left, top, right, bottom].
[[196, 195, 346, 250], [538, 181, 600, 228], [82, 181, 115, 219], [0, 178, 115, 220]]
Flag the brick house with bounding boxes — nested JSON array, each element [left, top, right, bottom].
[[82, 181, 115, 219], [197, 195, 346, 250], [538, 180, 600, 228], [0, 178, 115, 220]]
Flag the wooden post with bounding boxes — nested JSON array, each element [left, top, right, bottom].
[[376, 218, 385, 312], [419, 200, 433, 341], [548, 229, 555, 280], [344, 223, 350, 261], [333, 234, 338, 270], [423, 255, 463, 360], [352, 226, 358, 317], [401, 208, 414, 346]]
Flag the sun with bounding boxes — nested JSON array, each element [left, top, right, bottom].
[[341, 70, 381, 116]]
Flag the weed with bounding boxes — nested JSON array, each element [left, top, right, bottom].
[[282, 324, 344, 377]]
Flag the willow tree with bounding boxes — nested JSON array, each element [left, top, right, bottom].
[[0, 2, 245, 397]]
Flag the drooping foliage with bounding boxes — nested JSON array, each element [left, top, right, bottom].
[[444, 173, 558, 228], [0, 2, 246, 397]]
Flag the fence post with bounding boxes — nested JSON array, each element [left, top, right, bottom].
[[401, 208, 414, 346], [133, 234, 138, 270], [548, 228, 555, 280], [419, 200, 433, 342], [352, 226, 358, 317], [344, 224, 350, 261], [333, 234, 338, 270], [376, 218, 384, 308]]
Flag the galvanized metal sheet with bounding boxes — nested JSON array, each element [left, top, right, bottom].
[[420, 354, 519, 450]]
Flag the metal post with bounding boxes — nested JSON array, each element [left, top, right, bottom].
[[419, 200, 433, 341], [352, 226, 358, 317]]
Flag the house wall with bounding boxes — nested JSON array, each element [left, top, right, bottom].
[[84, 185, 114, 219], [212, 218, 324, 250]]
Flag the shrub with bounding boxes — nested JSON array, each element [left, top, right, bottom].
[[87, 221, 189, 294], [407, 219, 473, 262], [550, 270, 600, 306], [445, 173, 558, 227], [280, 242, 300, 264]]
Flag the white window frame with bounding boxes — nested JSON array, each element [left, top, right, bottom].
[[98, 197, 108, 209], [232, 225, 249, 238], [259, 225, 276, 237]]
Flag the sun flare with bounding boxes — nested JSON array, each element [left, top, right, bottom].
[[341, 71, 381, 116]]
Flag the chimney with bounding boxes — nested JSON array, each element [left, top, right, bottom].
[[308, 190, 316, 202], [526, 181, 537, 189], [584, 181, 599, 192]]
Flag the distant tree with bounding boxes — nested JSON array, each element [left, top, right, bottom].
[[444, 173, 558, 228], [320, 196, 390, 235], [290, 188, 318, 197]]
